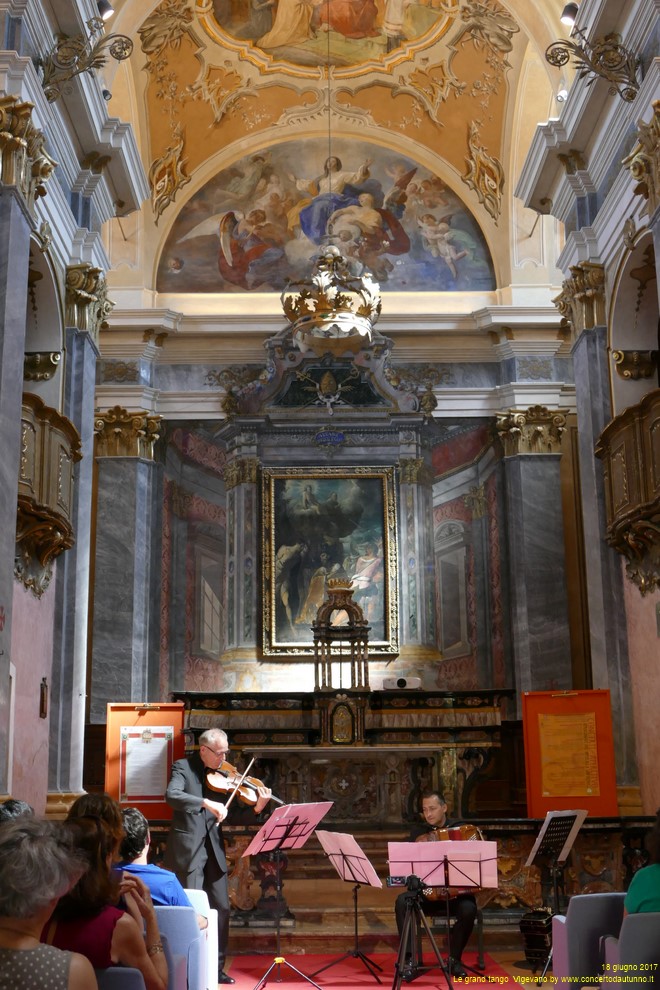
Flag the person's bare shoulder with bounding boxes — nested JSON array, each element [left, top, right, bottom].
[[68, 951, 99, 990]]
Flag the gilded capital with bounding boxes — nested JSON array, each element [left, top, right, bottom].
[[0, 95, 57, 214], [623, 100, 660, 216], [552, 262, 606, 337], [65, 263, 115, 343], [224, 457, 259, 490], [463, 484, 487, 519], [94, 406, 161, 459], [495, 405, 567, 456], [399, 457, 427, 485]]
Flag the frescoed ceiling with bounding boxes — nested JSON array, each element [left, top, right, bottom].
[[105, 0, 564, 296]]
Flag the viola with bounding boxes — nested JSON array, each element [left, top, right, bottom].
[[206, 760, 284, 807]]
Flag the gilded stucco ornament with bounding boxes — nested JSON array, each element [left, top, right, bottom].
[[464, 121, 504, 223], [552, 262, 606, 338], [65, 264, 114, 343], [94, 406, 162, 459], [0, 95, 57, 214], [623, 101, 660, 217], [495, 406, 567, 456], [149, 124, 191, 222]]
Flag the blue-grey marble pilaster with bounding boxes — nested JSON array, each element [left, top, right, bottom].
[[48, 328, 99, 795], [471, 510, 493, 685], [572, 325, 637, 786], [89, 457, 162, 723], [398, 472, 436, 651], [0, 188, 31, 791], [225, 470, 258, 652], [503, 454, 572, 702]]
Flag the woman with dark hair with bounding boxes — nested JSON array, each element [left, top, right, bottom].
[[66, 792, 125, 849], [43, 817, 168, 990], [625, 809, 660, 913], [0, 817, 97, 989]]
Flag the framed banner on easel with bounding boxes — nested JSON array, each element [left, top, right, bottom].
[[105, 702, 186, 819], [522, 689, 618, 818]]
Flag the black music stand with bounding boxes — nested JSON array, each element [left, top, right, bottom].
[[524, 809, 587, 983], [242, 801, 333, 990], [311, 830, 384, 984], [388, 840, 498, 989]]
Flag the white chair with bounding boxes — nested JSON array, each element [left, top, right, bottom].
[[184, 888, 219, 990], [551, 892, 626, 988], [155, 905, 207, 990], [603, 912, 660, 988]]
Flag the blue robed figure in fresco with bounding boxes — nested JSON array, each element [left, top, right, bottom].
[[295, 155, 374, 243]]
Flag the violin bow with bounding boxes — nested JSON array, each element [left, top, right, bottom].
[[221, 755, 256, 811]]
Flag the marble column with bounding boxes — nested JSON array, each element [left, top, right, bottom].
[[47, 321, 100, 810], [398, 451, 438, 658], [555, 262, 637, 788], [89, 407, 162, 723], [224, 449, 259, 654], [496, 406, 573, 704], [463, 483, 493, 685], [0, 96, 56, 791]]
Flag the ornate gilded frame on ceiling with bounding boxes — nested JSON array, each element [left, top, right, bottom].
[[262, 466, 399, 657]]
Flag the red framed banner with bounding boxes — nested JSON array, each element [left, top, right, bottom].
[[522, 689, 619, 818], [105, 703, 186, 820]]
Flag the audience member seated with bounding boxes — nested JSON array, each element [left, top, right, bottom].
[[119, 807, 207, 931], [67, 792, 125, 848], [625, 809, 660, 914], [42, 816, 168, 990], [0, 816, 97, 990], [0, 797, 34, 821]]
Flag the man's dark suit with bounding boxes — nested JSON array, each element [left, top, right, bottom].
[[164, 752, 233, 967]]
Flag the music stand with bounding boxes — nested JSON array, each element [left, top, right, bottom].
[[388, 841, 498, 989], [311, 830, 384, 984], [242, 801, 333, 990], [524, 809, 587, 982]]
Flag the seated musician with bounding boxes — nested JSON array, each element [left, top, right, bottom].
[[394, 790, 477, 979]]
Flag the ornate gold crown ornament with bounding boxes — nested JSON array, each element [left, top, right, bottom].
[[281, 246, 382, 357]]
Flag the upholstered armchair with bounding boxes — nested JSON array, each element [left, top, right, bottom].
[[603, 912, 660, 988], [551, 892, 626, 988]]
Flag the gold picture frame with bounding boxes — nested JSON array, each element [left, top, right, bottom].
[[262, 466, 399, 657]]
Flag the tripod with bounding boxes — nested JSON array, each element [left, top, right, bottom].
[[392, 877, 452, 990], [243, 802, 333, 990], [312, 882, 383, 983]]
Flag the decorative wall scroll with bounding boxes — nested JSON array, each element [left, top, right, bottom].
[[262, 466, 398, 657]]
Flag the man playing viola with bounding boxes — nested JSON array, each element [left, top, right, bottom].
[[394, 790, 478, 979], [164, 728, 271, 984]]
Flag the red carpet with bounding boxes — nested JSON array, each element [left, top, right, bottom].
[[227, 951, 516, 988]]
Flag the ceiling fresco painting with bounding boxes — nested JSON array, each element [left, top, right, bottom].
[[156, 138, 496, 292], [140, 0, 525, 293]]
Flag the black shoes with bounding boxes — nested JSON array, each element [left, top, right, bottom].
[[218, 971, 236, 984], [450, 960, 468, 978]]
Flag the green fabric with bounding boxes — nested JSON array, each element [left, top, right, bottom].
[[625, 862, 660, 913]]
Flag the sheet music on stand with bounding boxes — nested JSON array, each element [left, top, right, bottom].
[[242, 802, 333, 990], [525, 809, 588, 868]]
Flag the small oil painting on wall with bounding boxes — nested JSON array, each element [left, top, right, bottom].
[[262, 466, 399, 656], [156, 138, 495, 294]]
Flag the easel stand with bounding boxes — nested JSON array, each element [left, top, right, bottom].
[[393, 877, 451, 990], [524, 810, 587, 985], [388, 839, 498, 989], [241, 802, 333, 990], [311, 831, 385, 984]]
